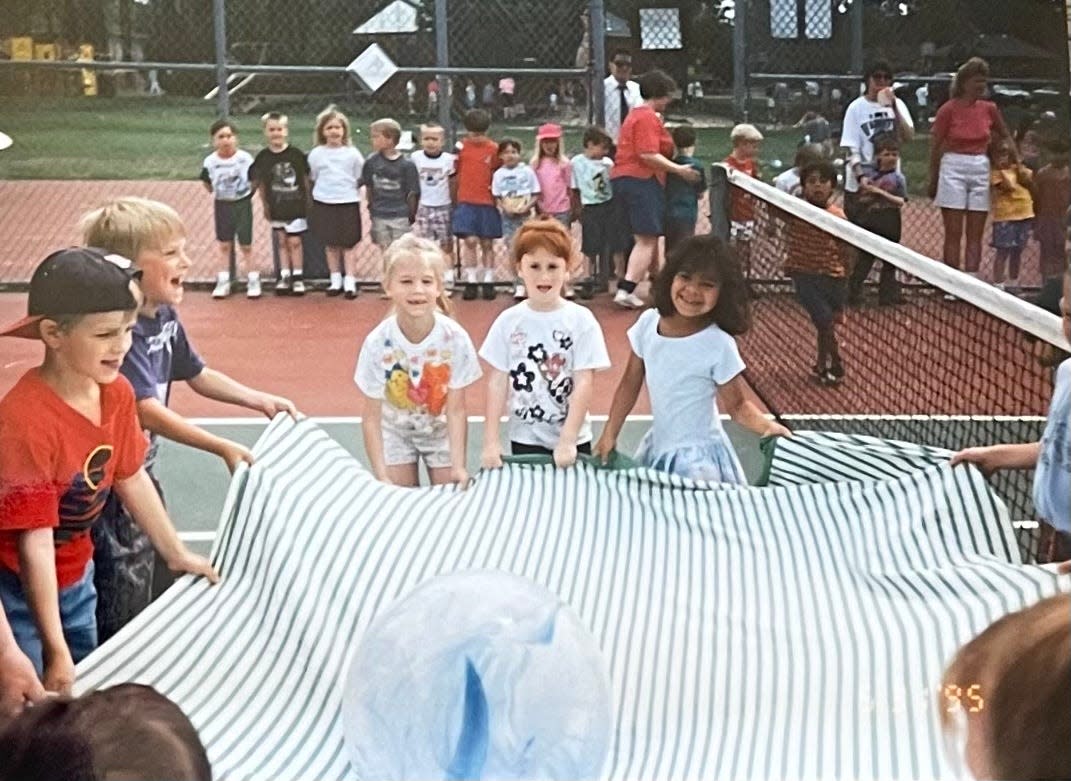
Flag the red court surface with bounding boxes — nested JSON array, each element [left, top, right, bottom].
[[0, 293, 657, 417]]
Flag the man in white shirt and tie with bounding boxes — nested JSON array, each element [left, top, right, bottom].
[[603, 50, 642, 144]]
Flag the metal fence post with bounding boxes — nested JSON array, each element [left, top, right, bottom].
[[732, 0, 747, 121], [589, 0, 606, 128], [708, 163, 730, 243], [850, 0, 863, 75], [212, 0, 229, 118], [435, 0, 452, 146]]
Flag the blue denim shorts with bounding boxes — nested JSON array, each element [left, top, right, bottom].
[[452, 203, 503, 239], [0, 560, 98, 675], [613, 175, 665, 237]]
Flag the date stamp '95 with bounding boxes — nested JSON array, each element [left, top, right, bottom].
[[862, 683, 984, 716]]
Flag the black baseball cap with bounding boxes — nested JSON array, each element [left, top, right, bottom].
[[0, 247, 141, 339]]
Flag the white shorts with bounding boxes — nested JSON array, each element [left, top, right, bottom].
[[383, 423, 451, 469], [270, 218, 308, 234], [934, 153, 990, 212]]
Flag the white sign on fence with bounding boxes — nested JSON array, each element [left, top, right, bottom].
[[347, 44, 398, 94]]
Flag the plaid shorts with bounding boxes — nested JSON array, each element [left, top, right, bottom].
[[414, 204, 453, 249]]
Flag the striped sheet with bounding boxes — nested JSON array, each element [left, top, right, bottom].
[[75, 420, 1067, 781]]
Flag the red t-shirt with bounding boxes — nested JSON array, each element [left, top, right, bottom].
[[455, 136, 500, 206], [0, 370, 147, 588], [611, 105, 674, 183], [724, 155, 759, 223], [932, 99, 1001, 156]]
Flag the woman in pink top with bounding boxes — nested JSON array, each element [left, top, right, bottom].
[[928, 57, 1013, 273], [611, 69, 700, 309]]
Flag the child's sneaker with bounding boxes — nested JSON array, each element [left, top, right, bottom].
[[577, 278, 595, 300], [613, 289, 645, 309], [822, 364, 845, 386], [481, 269, 496, 300], [343, 275, 359, 300], [274, 273, 291, 295], [513, 283, 527, 300], [246, 272, 262, 299], [462, 284, 479, 300], [563, 283, 576, 300], [212, 272, 232, 299], [327, 272, 343, 297], [290, 274, 306, 296]]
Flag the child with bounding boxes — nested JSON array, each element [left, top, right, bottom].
[[479, 218, 610, 469], [250, 111, 310, 296], [773, 143, 824, 197], [307, 104, 364, 299], [491, 138, 540, 298], [80, 197, 297, 641], [410, 123, 457, 284], [724, 123, 763, 274], [453, 109, 502, 301], [663, 125, 707, 253], [0, 248, 218, 692], [594, 235, 789, 482], [361, 118, 420, 255], [355, 235, 481, 488], [847, 134, 906, 306], [200, 119, 258, 299], [532, 123, 573, 228], [1032, 137, 1070, 284], [784, 160, 855, 385], [570, 126, 620, 300], [952, 267, 1070, 563], [989, 139, 1034, 290]]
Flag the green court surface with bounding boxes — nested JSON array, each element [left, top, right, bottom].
[[160, 416, 768, 556]]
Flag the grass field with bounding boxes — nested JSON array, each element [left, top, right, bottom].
[[0, 95, 934, 193]]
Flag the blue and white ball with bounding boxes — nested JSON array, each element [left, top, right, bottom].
[[341, 570, 613, 780]]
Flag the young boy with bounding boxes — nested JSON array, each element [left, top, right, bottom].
[[570, 126, 620, 299], [1033, 137, 1070, 285], [361, 118, 420, 256], [664, 125, 707, 253], [452, 109, 502, 300], [250, 111, 310, 296], [724, 123, 763, 274], [847, 134, 906, 306], [784, 160, 854, 386], [0, 248, 218, 692], [80, 197, 297, 641], [492, 137, 541, 299], [410, 123, 457, 285], [201, 119, 259, 300]]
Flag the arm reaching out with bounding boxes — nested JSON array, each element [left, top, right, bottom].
[[593, 351, 645, 463]]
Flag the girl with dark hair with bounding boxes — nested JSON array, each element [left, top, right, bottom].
[[594, 235, 789, 482]]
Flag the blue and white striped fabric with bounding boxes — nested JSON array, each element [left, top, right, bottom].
[[75, 419, 1067, 781]]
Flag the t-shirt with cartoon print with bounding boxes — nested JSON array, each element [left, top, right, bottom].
[[355, 312, 481, 440], [200, 149, 255, 201], [479, 301, 611, 448], [410, 150, 456, 208]]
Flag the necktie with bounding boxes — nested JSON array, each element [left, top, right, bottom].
[[619, 84, 630, 124]]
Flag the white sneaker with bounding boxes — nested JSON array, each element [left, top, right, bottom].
[[613, 289, 645, 309], [212, 272, 232, 299], [464, 267, 479, 285], [513, 283, 527, 299], [246, 272, 262, 299]]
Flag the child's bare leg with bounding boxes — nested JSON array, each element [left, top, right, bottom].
[[387, 462, 421, 487], [1007, 247, 1022, 284], [479, 238, 495, 271], [238, 244, 254, 278], [218, 240, 234, 276], [427, 466, 455, 485], [992, 248, 1008, 284], [286, 235, 304, 275]]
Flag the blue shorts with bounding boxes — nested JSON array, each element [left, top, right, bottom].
[[0, 560, 98, 675], [452, 203, 502, 239], [790, 273, 845, 329], [613, 176, 664, 237], [991, 219, 1031, 250]]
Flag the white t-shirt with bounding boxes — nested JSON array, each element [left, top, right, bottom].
[[410, 150, 456, 208], [492, 163, 541, 199], [201, 150, 254, 201], [308, 144, 365, 203], [840, 95, 914, 192], [355, 312, 481, 437], [772, 167, 802, 197], [479, 301, 611, 448], [628, 309, 745, 459]]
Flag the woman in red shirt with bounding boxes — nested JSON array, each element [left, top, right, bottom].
[[929, 57, 1013, 273], [611, 69, 701, 309]]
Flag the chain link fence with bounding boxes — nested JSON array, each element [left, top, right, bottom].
[[0, 0, 1068, 290]]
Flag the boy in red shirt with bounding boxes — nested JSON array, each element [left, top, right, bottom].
[[0, 249, 217, 694], [724, 123, 764, 276], [452, 109, 502, 300]]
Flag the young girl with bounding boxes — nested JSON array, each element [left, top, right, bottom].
[[532, 124, 575, 297], [355, 235, 481, 486], [988, 139, 1034, 291], [594, 235, 790, 483], [480, 218, 610, 469], [307, 105, 364, 299]]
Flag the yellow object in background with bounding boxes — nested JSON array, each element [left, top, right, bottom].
[[33, 43, 58, 61], [8, 37, 33, 60], [79, 43, 98, 96]]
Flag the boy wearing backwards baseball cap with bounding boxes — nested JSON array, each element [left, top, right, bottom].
[[0, 248, 218, 694]]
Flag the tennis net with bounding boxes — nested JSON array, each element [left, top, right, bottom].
[[715, 165, 1069, 553]]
